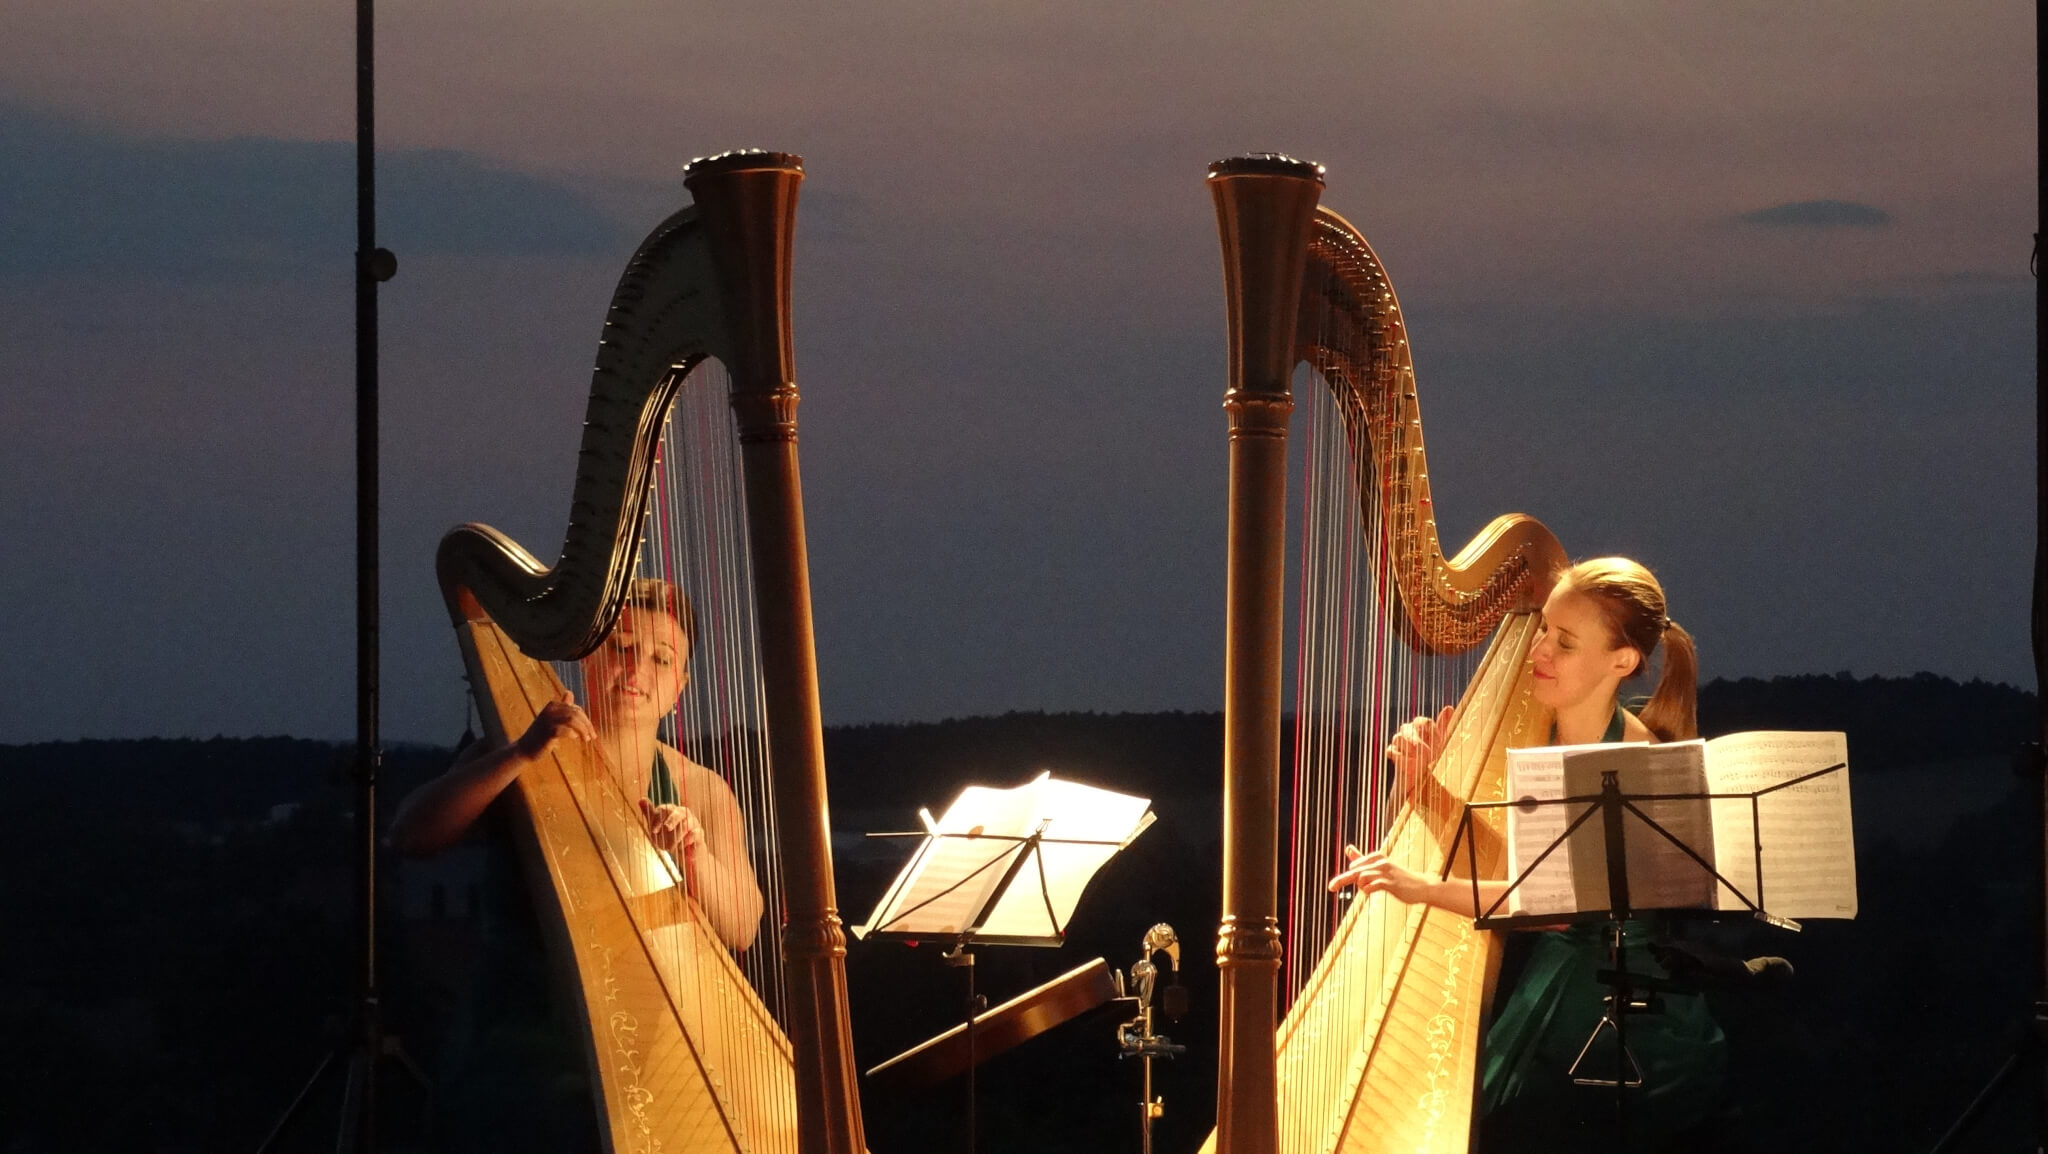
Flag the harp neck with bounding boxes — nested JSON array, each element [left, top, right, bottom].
[[436, 151, 806, 662], [1299, 209, 1565, 648]]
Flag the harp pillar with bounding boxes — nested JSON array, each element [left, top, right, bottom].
[[688, 153, 866, 1154], [1207, 154, 1324, 1154]]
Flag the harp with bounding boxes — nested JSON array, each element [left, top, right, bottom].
[[434, 150, 864, 1154], [1204, 156, 1567, 1153]]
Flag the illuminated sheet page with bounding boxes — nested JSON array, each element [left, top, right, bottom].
[[1705, 731, 1856, 920], [853, 772, 1154, 941], [1503, 742, 1637, 916]]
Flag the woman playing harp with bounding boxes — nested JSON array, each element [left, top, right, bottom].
[[393, 577, 765, 951], [393, 580, 767, 1152], [1206, 154, 1566, 1154], [400, 150, 864, 1154], [1331, 557, 1729, 1151]]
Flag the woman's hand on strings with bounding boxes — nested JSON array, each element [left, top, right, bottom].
[[1326, 843, 1433, 904], [641, 799, 704, 859], [390, 691, 590, 858], [512, 691, 596, 762], [1386, 705, 1455, 790]]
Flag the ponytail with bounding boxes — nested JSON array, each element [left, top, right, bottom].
[[1636, 620, 1698, 741]]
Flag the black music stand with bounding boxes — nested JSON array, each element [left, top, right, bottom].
[[1444, 761, 1846, 1149], [855, 773, 1154, 1154]]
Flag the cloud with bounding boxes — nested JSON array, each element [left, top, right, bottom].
[[1734, 199, 1892, 229], [0, 107, 628, 277]]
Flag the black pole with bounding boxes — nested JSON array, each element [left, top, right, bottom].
[[2034, 4, 2046, 1149], [965, 952, 977, 1154], [352, 0, 396, 1145], [256, 6, 398, 1150]]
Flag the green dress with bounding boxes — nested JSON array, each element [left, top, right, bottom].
[[1477, 704, 1728, 1150]]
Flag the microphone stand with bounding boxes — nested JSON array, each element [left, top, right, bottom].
[[254, 0, 402, 1148]]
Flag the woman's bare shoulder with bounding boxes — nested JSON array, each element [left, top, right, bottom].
[[1621, 710, 1657, 744], [659, 746, 740, 805]]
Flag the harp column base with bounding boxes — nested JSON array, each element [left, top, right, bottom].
[[784, 914, 866, 1154], [1216, 916, 1283, 1154]]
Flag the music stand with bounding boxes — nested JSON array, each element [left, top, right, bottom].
[[1444, 760, 1847, 1148], [855, 772, 1154, 1154]]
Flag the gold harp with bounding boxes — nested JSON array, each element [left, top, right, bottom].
[[1205, 155, 1567, 1153], [435, 150, 865, 1154]]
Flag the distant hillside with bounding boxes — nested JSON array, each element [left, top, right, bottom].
[[818, 672, 2040, 819], [0, 736, 451, 825], [1698, 672, 2035, 768], [825, 709, 1223, 813], [2, 672, 2025, 818]]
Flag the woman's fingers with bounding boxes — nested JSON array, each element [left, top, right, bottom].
[[1328, 846, 1394, 892], [641, 802, 702, 854], [1424, 705, 1455, 757], [1388, 715, 1433, 764], [1386, 707, 1459, 775], [519, 701, 586, 757]]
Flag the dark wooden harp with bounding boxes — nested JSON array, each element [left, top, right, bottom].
[[1204, 155, 1567, 1153], [435, 150, 865, 1154]]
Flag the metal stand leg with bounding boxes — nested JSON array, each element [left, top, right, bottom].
[[945, 943, 984, 1154], [1565, 924, 1645, 1151]]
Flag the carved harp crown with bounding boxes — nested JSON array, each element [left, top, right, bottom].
[[1206, 155, 1566, 1154], [435, 150, 865, 1154]]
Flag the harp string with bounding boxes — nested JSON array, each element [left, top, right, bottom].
[[1280, 293, 1482, 1141], [659, 362, 788, 1009], [552, 361, 793, 1132]]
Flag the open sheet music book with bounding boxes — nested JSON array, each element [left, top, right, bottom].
[[1502, 731, 1856, 921], [852, 772, 1156, 945]]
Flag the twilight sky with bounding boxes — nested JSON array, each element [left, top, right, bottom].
[[0, 2, 2035, 743]]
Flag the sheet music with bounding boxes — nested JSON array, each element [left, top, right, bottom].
[[1705, 730, 1856, 919], [1503, 743, 1623, 916], [853, 772, 1154, 941], [856, 778, 1046, 937], [980, 777, 1154, 939], [1503, 731, 1855, 922], [1562, 741, 1714, 914]]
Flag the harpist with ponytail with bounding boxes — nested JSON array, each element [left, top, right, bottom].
[[1330, 557, 1726, 1151]]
